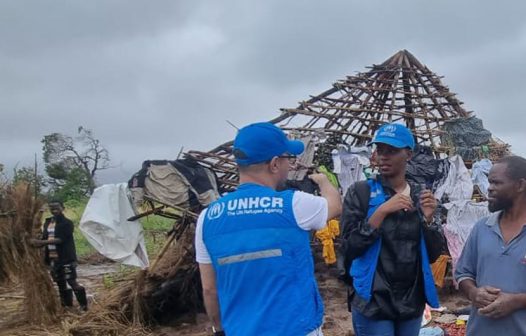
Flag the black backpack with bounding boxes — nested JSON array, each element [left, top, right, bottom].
[[337, 180, 371, 286]]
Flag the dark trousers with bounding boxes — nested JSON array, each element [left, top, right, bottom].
[[49, 261, 88, 310], [352, 310, 422, 336]]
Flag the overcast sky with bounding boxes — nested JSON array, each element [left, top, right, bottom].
[[1, 0, 525, 184]]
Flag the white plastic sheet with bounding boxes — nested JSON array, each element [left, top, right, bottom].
[[443, 200, 489, 269], [471, 159, 492, 197], [80, 183, 149, 269], [434, 155, 473, 202]]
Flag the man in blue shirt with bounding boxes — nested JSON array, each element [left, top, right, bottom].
[[195, 122, 341, 336], [455, 155, 526, 335]]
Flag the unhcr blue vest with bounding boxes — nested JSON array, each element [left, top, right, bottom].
[[349, 179, 439, 308], [202, 183, 324, 336]]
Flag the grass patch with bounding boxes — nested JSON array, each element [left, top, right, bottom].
[[65, 199, 97, 258], [59, 199, 176, 261], [140, 215, 175, 257], [102, 264, 139, 289]]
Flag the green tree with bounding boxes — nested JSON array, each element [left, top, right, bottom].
[[12, 166, 47, 195], [42, 126, 110, 198]]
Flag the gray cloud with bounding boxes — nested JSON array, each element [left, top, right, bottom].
[[1, 0, 525, 184]]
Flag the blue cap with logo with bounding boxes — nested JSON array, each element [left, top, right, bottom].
[[233, 122, 304, 166], [370, 123, 415, 150]]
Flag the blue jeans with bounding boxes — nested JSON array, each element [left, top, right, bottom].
[[352, 310, 422, 336]]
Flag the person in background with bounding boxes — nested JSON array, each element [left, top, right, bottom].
[[32, 200, 88, 311], [195, 122, 342, 336]]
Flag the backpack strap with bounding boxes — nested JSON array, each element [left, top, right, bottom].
[[353, 180, 371, 215], [339, 180, 371, 286]]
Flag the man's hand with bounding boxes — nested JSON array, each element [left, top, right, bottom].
[[419, 190, 437, 223], [478, 292, 520, 319], [469, 286, 501, 309], [368, 194, 413, 229], [29, 239, 45, 247]]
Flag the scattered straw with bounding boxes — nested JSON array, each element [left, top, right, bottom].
[[1, 184, 203, 335], [64, 216, 203, 335], [0, 183, 61, 325]]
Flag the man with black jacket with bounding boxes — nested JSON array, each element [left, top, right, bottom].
[[340, 123, 443, 336], [32, 201, 88, 311]]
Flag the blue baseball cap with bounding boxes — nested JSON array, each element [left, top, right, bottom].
[[233, 122, 304, 166], [369, 123, 415, 150]]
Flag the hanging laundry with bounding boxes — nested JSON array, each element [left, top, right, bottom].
[[431, 255, 451, 288], [471, 159, 492, 197], [315, 219, 340, 264], [332, 146, 370, 195], [442, 200, 489, 270], [434, 155, 473, 202]]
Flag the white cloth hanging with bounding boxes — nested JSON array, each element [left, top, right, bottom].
[[80, 183, 149, 269], [332, 146, 370, 195], [471, 159, 493, 197], [434, 155, 473, 202], [443, 200, 489, 269]]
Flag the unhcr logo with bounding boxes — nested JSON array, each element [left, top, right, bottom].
[[379, 124, 397, 137], [226, 196, 284, 216], [383, 124, 396, 133], [207, 202, 225, 220], [227, 197, 283, 210]]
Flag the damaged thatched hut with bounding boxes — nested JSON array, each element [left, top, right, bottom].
[[3, 50, 509, 335]]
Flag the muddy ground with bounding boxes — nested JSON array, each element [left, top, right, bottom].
[[0, 260, 468, 336]]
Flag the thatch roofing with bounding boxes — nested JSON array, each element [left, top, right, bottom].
[[187, 49, 507, 191]]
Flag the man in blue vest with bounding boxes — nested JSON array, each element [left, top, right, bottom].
[[195, 122, 342, 336], [340, 123, 443, 336]]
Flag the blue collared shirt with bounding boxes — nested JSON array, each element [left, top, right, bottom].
[[455, 211, 526, 336]]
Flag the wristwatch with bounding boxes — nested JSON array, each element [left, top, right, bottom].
[[212, 326, 225, 336]]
